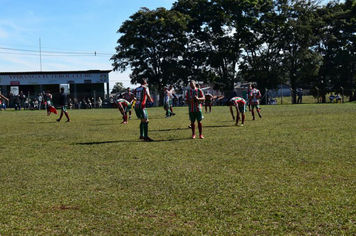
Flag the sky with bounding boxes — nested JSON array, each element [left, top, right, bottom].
[[0, 0, 177, 91]]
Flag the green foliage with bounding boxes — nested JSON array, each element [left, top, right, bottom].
[[111, 7, 190, 89], [111, 82, 126, 94], [112, 0, 355, 100], [0, 104, 356, 234]]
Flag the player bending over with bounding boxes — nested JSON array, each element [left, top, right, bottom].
[[116, 98, 132, 124], [229, 97, 246, 126]]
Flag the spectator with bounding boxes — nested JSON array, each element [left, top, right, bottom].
[[14, 95, 21, 110], [33, 98, 39, 110], [297, 88, 303, 104], [37, 93, 43, 110], [68, 97, 73, 109], [24, 98, 30, 110], [97, 97, 103, 108]]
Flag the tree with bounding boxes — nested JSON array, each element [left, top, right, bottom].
[[173, 0, 248, 95], [111, 7, 190, 91], [111, 82, 126, 94], [239, 0, 289, 99], [318, 0, 356, 102], [277, 0, 322, 103]]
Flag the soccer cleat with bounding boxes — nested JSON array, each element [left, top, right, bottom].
[[188, 125, 191, 129], [240, 124, 244, 127], [171, 113, 176, 116], [258, 114, 262, 118], [199, 135, 204, 139], [192, 135, 196, 139], [143, 137, 154, 142], [56, 119, 60, 122], [139, 136, 144, 139]]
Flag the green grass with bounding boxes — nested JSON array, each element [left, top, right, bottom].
[[0, 103, 356, 235]]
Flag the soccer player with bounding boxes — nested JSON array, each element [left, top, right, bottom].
[[185, 80, 205, 139], [115, 98, 132, 124], [163, 86, 171, 118], [123, 87, 135, 119], [45, 90, 57, 116], [249, 84, 262, 120], [168, 85, 176, 116], [229, 97, 246, 126], [247, 83, 252, 111], [205, 92, 213, 113], [56, 87, 71, 122], [133, 78, 154, 142]]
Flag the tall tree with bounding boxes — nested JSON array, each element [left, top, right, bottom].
[[239, 0, 289, 99], [278, 0, 322, 103], [173, 0, 255, 95], [319, 0, 356, 101], [111, 7, 190, 91]]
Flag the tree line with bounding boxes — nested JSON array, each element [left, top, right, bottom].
[[111, 0, 356, 103]]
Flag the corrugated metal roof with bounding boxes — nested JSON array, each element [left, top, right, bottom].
[[0, 70, 112, 75]]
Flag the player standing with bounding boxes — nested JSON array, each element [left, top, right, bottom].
[[249, 84, 262, 120], [168, 85, 176, 116], [134, 78, 154, 142], [56, 87, 70, 122], [163, 86, 171, 118], [204, 92, 213, 113], [185, 80, 205, 139], [229, 97, 246, 126]]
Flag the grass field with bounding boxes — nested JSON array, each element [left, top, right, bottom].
[[0, 103, 355, 235]]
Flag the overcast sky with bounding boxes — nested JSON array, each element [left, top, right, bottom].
[[0, 0, 176, 90]]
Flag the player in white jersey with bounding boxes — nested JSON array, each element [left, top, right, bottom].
[[248, 84, 262, 120]]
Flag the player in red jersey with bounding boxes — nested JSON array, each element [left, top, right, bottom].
[[115, 98, 132, 124], [249, 84, 262, 120], [133, 78, 154, 142], [229, 97, 246, 126], [185, 80, 205, 139]]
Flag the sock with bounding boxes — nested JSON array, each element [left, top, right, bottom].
[[64, 112, 69, 120], [140, 123, 144, 137], [242, 114, 245, 124], [143, 122, 148, 138], [191, 123, 195, 136], [59, 113, 63, 120], [198, 122, 202, 135], [252, 110, 255, 119]]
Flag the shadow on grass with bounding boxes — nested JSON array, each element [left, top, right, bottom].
[[75, 138, 189, 145]]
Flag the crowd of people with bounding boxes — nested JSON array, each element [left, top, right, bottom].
[[0, 91, 103, 111]]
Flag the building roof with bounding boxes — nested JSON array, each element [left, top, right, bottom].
[[0, 70, 112, 75]]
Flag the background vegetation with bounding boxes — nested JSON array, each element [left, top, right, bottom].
[[0, 103, 355, 234], [111, 0, 356, 103]]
